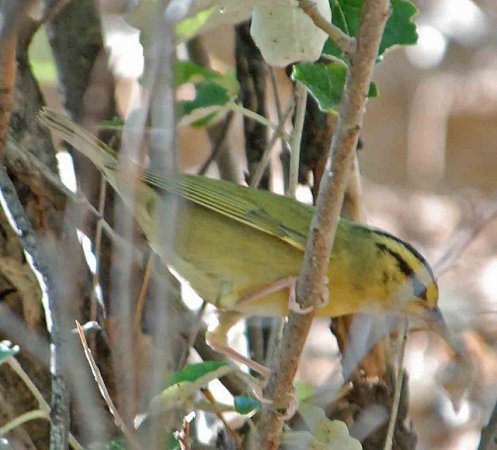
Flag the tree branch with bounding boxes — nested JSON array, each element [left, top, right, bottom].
[[0, 167, 70, 448], [0, 1, 34, 156], [258, 0, 392, 447]]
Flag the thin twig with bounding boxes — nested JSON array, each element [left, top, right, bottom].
[[197, 111, 234, 175], [250, 97, 294, 189], [133, 251, 154, 335], [3, 357, 83, 449], [89, 174, 107, 351], [258, 1, 391, 447], [298, 0, 355, 58], [269, 67, 291, 189], [75, 321, 144, 450], [286, 82, 308, 198], [0, 410, 50, 437], [201, 387, 242, 449], [383, 319, 408, 450], [434, 206, 497, 276]]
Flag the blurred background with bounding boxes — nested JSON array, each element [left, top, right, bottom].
[[26, 0, 497, 448]]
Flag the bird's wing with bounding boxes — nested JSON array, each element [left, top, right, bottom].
[[142, 172, 311, 251]]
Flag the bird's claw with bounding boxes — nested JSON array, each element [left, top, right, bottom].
[[288, 276, 329, 313]]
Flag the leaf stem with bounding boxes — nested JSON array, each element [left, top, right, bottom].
[[298, 0, 356, 58], [228, 103, 291, 143]]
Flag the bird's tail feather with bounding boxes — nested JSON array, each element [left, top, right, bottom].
[[38, 107, 117, 170]]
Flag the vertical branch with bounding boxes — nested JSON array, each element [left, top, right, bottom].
[[0, 1, 33, 156], [258, 0, 391, 447], [0, 167, 70, 448]]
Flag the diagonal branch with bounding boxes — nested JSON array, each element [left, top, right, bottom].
[[258, 0, 392, 447]]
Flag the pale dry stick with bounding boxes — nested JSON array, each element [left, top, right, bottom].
[[286, 82, 308, 198], [434, 206, 497, 277], [383, 318, 408, 450], [258, 1, 392, 447], [298, 0, 356, 57], [75, 321, 144, 450], [250, 97, 294, 189], [4, 357, 83, 449], [89, 175, 107, 352]]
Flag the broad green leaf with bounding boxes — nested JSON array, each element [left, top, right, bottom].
[[166, 361, 228, 387], [292, 62, 377, 113], [0, 341, 19, 364], [323, 0, 418, 59], [151, 363, 235, 415], [178, 82, 232, 127], [282, 403, 362, 449], [175, 61, 238, 127], [175, 61, 239, 96], [380, 0, 418, 54]]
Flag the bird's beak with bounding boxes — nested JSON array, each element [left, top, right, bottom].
[[424, 306, 447, 332], [416, 306, 451, 343], [422, 306, 465, 358]]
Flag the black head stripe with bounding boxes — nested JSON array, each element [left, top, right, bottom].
[[373, 230, 436, 281], [375, 241, 428, 301]]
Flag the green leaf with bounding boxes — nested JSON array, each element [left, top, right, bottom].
[[106, 439, 126, 450], [178, 82, 230, 114], [175, 60, 224, 86], [175, 61, 239, 97], [166, 361, 228, 387], [0, 341, 19, 364], [380, 0, 418, 54], [176, 8, 215, 41], [293, 62, 376, 113], [282, 403, 362, 449], [99, 118, 125, 130], [177, 82, 232, 127], [234, 395, 260, 415], [175, 61, 238, 127], [293, 62, 347, 113], [323, 0, 418, 59]]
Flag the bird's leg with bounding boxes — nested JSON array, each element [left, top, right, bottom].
[[206, 310, 273, 403], [235, 276, 329, 314]]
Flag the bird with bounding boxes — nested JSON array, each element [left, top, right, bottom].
[[39, 107, 443, 388]]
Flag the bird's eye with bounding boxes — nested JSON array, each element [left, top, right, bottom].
[[412, 277, 427, 301]]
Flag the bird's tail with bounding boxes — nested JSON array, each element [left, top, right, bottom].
[[38, 107, 117, 170]]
